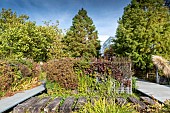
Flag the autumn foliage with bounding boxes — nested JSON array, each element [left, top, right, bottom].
[[43, 58, 78, 89]]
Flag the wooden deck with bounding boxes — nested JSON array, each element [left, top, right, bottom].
[[136, 79, 170, 103], [13, 96, 87, 113], [12, 96, 156, 113]]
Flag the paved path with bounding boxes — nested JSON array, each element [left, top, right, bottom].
[[136, 79, 170, 103], [0, 83, 46, 113]]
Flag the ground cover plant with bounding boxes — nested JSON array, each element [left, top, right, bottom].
[[76, 97, 136, 113]]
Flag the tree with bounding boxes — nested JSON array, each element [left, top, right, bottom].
[[62, 8, 100, 58], [104, 44, 115, 59], [113, 0, 170, 73], [165, 0, 170, 8], [36, 21, 64, 60], [0, 8, 63, 61]]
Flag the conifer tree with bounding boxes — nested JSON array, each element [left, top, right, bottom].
[[113, 0, 170, 72], [63, 8, 100, 58]]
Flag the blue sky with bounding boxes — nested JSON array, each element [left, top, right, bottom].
[[0, 0, 131, 44]]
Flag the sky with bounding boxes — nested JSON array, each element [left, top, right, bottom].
[[0, 0, 131, 44]]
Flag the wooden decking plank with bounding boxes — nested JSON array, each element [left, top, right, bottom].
[[13, 97, 39, 113], [44, 97, 62, 113], [140, 96, 156, 105], [116, 97, 127, 106], [29, 97, 51, 113], [60, 97, 75, 113], [128, 96, 148, 111], [74, 97, 87, 111]]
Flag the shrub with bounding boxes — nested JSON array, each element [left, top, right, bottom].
[[43, 58, 78, 90], [160, 99, 170, 112], [84, 58, 132, 87], [0, 60, 17, 92], [0, 59, 41, 98], [77, 97, 136, 113]]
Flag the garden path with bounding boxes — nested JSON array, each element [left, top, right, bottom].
[[0, 82, 46, 113], [136, 79, 170, 103]]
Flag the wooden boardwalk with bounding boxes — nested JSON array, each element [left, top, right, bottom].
[[12, 96, 153, 113], [136, 79, 170, 103]]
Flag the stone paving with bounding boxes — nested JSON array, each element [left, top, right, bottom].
[[136, 79, 170, 103], [0, 84, 46, 113]]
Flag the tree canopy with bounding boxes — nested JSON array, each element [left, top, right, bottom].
[[113, 0, 170, 71], [0, 8, 63, 61], [62, 8, 100, 59]]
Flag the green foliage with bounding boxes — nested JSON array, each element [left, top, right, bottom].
[[113, 0, 170, 71], [40, 21, 64, 60], [132, 77, 137, 91], [77, 72, 119, 98], [77, 72, 95, 96], [43, 68, 120, 98], [161, 99, 170, 112], [76, 97, 136, 113], [62, 8, 101, 58], [45, 81, 74, 98], [43, 58, 78, 90], [0, 8, 63, 61]]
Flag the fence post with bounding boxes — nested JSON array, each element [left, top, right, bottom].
[[156, 66, 159, 84], [130, 63, 132, 94]]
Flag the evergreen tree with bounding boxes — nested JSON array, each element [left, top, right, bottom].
[[113, 0, 170, 72], [62, 8, 100, 58]]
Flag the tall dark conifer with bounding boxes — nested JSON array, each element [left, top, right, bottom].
[[113, 0, 170, 72], [63, 8, 100, 58]]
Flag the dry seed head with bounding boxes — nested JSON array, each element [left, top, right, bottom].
[[152, 55, 170, 77]]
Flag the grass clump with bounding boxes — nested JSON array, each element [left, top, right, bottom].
[[75, 97, 136, 113]]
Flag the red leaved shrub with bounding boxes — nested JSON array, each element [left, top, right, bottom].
[[0, 59, 41, 94], [43, 58, 78, 89], [0, 61, 14, 92]]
